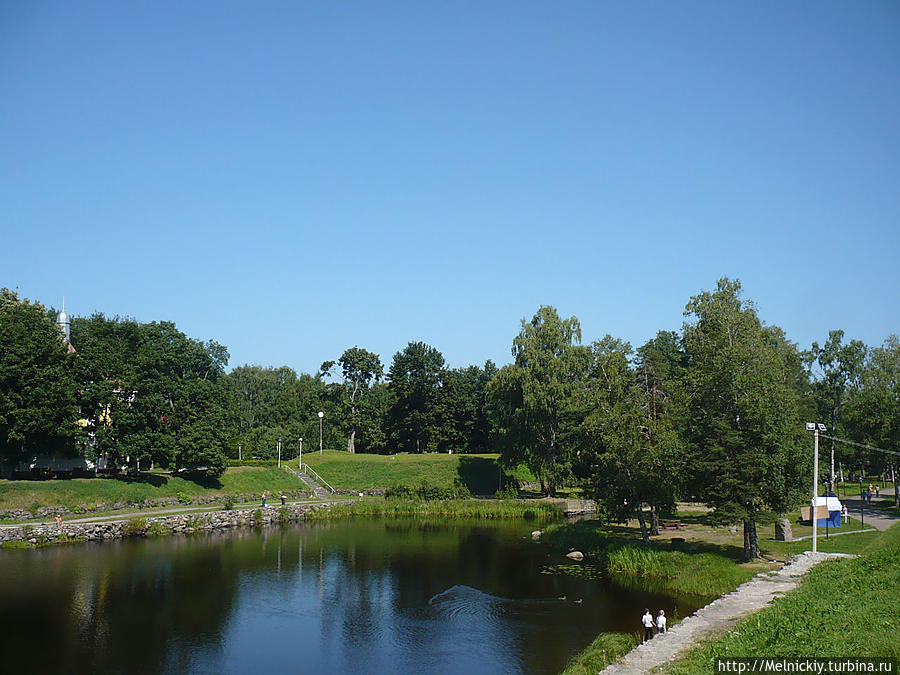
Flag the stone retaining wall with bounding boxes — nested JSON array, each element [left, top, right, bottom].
[[0, 501, 345, 548], [0, 489, 313, 522]]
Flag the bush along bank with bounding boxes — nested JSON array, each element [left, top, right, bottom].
[[0, 501, 349, 549], [539, 520, 756, 597], [306, 498, 563, 521]]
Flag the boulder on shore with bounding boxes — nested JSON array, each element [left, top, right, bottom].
[[566, 550, 584, 561], [775, 518, 792, 542]]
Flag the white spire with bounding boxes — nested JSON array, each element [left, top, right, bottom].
[[57, 297, 70, 343]]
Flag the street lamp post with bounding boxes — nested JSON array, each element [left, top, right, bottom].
[[805, 422, 827, 553], [299, 438, 303, 472], [318, 412, 324, 455], [278, 437, 282, 468]]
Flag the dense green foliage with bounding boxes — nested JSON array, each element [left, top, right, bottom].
[[1, 280, 897, 524]]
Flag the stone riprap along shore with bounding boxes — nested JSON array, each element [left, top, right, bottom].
[[0, 501, 350, 547], [0, 489, 313, 522]]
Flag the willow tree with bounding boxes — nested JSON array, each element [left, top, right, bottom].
[[682, 279, 804, 560], [487, 306, 590, 496]]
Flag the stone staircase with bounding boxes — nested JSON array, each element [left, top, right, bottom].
[[287, 466, 334, 499]]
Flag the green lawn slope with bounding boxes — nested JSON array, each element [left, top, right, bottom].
[[0, 466, 304, 513], [301, 450, 514, 494]]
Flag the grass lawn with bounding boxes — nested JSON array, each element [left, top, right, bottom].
[[300, 450, 518, 494], [661, 523, 900, 673], [305, 497, 561, 521], [0, 466, 306, 513]]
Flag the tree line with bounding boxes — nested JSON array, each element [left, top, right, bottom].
[[1, 280, 898, 557]]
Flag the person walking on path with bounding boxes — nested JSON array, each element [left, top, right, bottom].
[[642, 608, 654, 643], [261, 491, 267, 508], [656, 609, 667, 634], [55, 515, 62, 529]]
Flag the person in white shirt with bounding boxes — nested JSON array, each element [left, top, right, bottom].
[[642, 608, 654, 642], [656, 609, 667, 634]]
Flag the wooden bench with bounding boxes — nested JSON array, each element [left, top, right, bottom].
[[660, 520, 683, 530]]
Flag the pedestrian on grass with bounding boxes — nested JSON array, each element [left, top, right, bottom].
[[656, 609, 667, 634], [642, 608, 654, 642]]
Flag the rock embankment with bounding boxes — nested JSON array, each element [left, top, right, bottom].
[[0, 489, 313, 522], [0, 502, 346, 548]]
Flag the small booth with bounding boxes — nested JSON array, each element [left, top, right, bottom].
[[800, 494, 842, 527]]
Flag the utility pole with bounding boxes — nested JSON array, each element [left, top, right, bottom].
[[239, 443, 242, 461], [278, 437, 282, 468]]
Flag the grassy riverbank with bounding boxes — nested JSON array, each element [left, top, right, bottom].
[[0, 466, 304, 513], [301, 450, 531, 494], [662, 523, 900, 673], [304, 498, 561, 521], [561, 633, 639, 675]]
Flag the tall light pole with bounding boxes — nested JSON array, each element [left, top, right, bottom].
[[278, 437, 282, 468], [805, 422, 827, 553], [299, 437, 303, 471], [318, 411, 324, 455]]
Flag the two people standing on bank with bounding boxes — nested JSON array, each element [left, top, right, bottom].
[[642, 608, 667, 642]]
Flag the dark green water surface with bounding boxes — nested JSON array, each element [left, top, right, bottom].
[[0, 519, 708, 674]]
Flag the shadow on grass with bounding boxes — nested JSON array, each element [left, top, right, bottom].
[[457, 456, 515, 495]]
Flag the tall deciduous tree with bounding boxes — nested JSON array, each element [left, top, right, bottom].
[[577, 336, 682, 544], [0, 289, 78, 475], [682, 279, 804, 560], [335, 347, 383, 454], [806, 330, 867, 481], [387, 342, 446, 453], [846, 336, 900, 507], [487, 306, 590, 496]]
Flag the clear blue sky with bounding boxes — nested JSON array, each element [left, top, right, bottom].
[[2, 1, 898, 374]]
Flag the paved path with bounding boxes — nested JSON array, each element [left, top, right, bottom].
[[841, 486, 898, 531], [601, 551, 854, 675]]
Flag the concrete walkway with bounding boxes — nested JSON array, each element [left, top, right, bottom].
[[601, 551, 854, 675], [841, 487, 898, 531]]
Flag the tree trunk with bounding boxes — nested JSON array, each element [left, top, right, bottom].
[[892, 461, 899, 509], [347, 429, 356, 454], [650, 505, 660, 536], [742, 520, 759, 560], [636, 505, 650, 545]]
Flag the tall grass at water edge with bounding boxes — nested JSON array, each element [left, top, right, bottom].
[[561, 632, 639, 675], [304, 499, 561, 521], [541, 520, 755, 597]]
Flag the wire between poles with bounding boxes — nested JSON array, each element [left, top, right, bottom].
[[818, 434, 900, 457]]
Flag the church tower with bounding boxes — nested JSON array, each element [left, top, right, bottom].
[[57, 297, 71, 344]]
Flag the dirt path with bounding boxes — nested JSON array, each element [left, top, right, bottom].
[[600, 551, 854, 675]]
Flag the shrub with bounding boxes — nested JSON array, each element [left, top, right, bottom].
[[223, 496, 236, 510], [252, 508, 263, 524], [28, 501, 42, 515], [278, 508, 291, 524], [146, 521, 170, 537], [122, 518, 147, 536], [496, 483, 518, 499], [386, 483, 417, 500], [176, 491, 193, 505]]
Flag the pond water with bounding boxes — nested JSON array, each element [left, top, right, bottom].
[[0, 519, 709, 674]]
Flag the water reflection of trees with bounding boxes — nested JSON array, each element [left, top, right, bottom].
[[0, 521, 706, 674]]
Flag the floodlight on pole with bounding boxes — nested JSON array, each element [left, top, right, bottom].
[[805, 422, 827, 554], [318, 412, 324, 455], [299, 438, 303, 471]]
